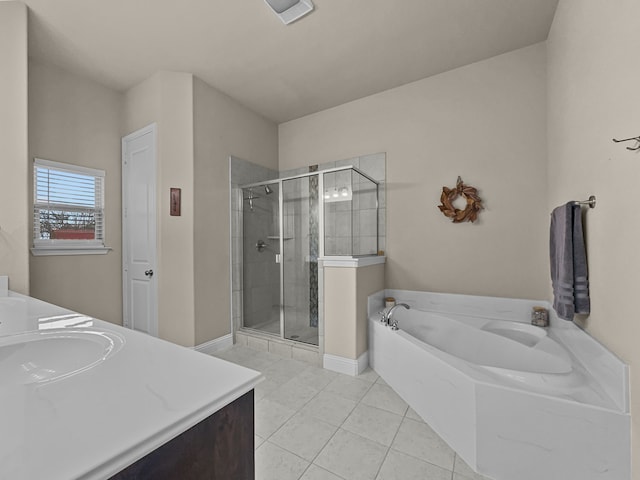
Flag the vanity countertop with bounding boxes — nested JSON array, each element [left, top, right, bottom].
[[0, 291, 262, 480]]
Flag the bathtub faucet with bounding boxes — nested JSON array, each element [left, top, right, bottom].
[[387, 303, 410, 330]]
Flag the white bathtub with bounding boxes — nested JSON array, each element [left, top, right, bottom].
[[368, 290, 630, 480]]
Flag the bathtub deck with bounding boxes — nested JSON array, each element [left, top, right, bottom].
[[367, 289, 630, 480]]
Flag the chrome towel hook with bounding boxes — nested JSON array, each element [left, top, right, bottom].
[[612, 136, 640, 151]]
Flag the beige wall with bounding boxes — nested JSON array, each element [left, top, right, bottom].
[[123, 71, 196, 347], [192, 77, 278, 345], [280, 43, 549, 301], [547, 2, 640, 476], [324, 267, 357, 359], [122, 73, 160, 135], [324, 263, 385, 359], [123, 73, 277, 347], [28, 61, 124, 324], [0, 2, 29, 294], [157, 73, 195, 346], [355, 263, 385, 357]]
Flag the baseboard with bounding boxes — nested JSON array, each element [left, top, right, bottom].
[[194, 334, 233, 355], [323, 351, 369, 376]]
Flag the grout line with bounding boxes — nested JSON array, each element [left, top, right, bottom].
[[370, 390, 404, 480], [386, 435, 456, 476], [259, 439, 312, 477], [451, 454, 457, 480], [373, 447, 392, 479], [300, 374, 377, 479], [241, 346, 463, 480], [271, 356, 366, 479]]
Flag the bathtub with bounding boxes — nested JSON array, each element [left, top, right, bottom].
[[368, 290, 630, 480]]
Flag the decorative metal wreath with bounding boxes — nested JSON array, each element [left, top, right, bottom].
[[437, 176, 483, 223]]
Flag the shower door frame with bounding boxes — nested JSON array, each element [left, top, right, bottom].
[[239, 166, 379, 344]]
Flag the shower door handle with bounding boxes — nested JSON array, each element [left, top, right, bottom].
[[275, 254, 281, 264], [256, 240, 269, 252]]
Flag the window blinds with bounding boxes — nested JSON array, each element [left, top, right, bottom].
[[33, 158, 105, 244]]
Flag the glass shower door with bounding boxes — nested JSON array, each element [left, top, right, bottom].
[[242, 182, 281, 335], [281, 175, 319, 346]]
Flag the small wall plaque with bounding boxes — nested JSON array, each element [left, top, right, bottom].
[[170, 188, 181, 216]]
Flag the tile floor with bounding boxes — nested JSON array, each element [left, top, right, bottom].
[[213, 345, 491, 480]]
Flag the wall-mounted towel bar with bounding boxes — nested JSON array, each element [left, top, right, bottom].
[[612, 136, 640, 151], [573, 196, 596, 209]]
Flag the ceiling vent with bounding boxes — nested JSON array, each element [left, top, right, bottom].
[[264, 0, 314, 25]]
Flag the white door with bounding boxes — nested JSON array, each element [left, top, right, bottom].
[[122, 124, 157, 336]]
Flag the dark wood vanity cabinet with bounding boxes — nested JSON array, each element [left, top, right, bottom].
[[110, 390, 255, 480]]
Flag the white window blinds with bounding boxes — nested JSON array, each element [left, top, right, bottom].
[[33, 158, 106, 253]]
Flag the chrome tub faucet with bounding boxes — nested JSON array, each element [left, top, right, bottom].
[[386, 303, 410, 330]]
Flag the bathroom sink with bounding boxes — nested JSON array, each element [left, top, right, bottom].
[[0, 329, 124, 385]]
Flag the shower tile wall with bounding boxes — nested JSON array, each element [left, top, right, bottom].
[[283, 153, 386, 256], [323, 169, 352, 255], [308, 168, 319, 329], [282, 176, 317, 344], [280, 152, 387, 255], [345, 153, 386, 255]]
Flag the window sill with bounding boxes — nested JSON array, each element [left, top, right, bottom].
[[31, 246, 112, 256]]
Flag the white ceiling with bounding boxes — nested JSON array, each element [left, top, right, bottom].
[[21, 0, 558, 123]]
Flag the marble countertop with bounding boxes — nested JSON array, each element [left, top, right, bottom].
[[0, 290, 262, 480]]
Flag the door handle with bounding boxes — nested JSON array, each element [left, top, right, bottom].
[[145, 269, 154, 277], [256, 240, 269, 252]]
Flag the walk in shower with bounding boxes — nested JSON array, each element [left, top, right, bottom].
[[239, 166, 380, 346]]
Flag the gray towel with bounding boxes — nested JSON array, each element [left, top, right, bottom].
[[550, 203, 590, 321]]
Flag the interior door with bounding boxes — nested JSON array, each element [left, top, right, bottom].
[[122, 124, 157, 336]]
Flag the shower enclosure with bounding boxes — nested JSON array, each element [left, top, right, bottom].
[[240, 167, 379, 346]]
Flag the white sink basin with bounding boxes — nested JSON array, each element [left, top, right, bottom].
[[0, 329, 124, 385]]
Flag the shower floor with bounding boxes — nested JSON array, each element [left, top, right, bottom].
[[245, 317, 318, 346]]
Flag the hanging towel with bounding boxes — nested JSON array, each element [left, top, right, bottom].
[[550, 203, 590, 321]]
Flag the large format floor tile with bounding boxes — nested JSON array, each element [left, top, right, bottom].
[[263, 379, 321, 410], [391, 417, 456, 471], [377, 449, 452, 480], [255, 441, 310, 480], [314, 429, 388, 480], [255, 397, 297, 438], [270, 412, 339, 461], [360, 383, 408, 416], [454, 454, 493, 480], [213, 345, 483, 480], [299, 391, 358, 426], [299, 464, 344, 480], [294, 365, 338, 390], [341, 403, 403, 447], [262, 358, 309, 384], [323, 374, 373, 402]]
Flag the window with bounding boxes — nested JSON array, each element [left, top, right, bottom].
[[32, 158, 109, 256]]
